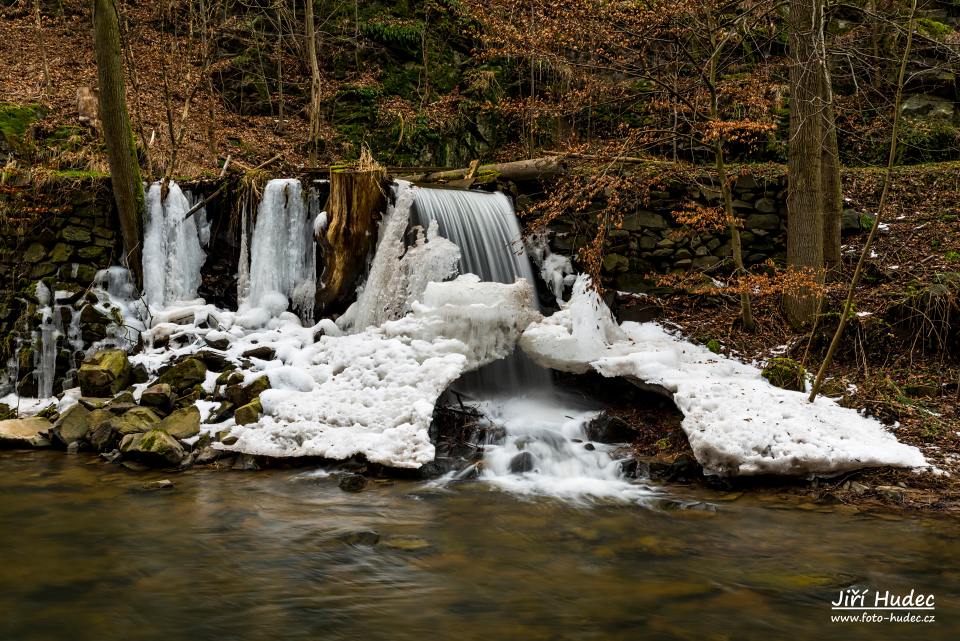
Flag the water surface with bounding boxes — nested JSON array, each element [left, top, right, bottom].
[[0, 450, 956, 641]]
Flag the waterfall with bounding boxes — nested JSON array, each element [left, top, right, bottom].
[[411, 187, 644, 500], [143, 181, 207, 308], [243, 179, 317, 322], [413, 187, 551, 393]]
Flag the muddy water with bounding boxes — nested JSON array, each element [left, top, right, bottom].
[[0, 450, 957, 641]]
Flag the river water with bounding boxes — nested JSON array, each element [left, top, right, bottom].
[[0, 450, 956, 641]]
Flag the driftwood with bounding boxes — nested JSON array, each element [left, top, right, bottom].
[[316, 165, 388, 312], [398, 156, 567, 183]]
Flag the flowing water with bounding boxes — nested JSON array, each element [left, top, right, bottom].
[[0, 450, 956, 641]]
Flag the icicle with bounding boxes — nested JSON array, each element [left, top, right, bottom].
[[33, 282, 59, 399], [142, 181, 207, 308]]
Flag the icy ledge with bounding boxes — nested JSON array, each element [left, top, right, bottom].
[[519, 276, 927, 477], [223, 276, 540, 468]]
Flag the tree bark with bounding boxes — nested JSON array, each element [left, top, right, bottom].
[[819, 19, 842, 274], [784, 0, 826, 327], [316, 167, 387, 313], [305, 0, 323, 162], [93, 0, 145, 286]]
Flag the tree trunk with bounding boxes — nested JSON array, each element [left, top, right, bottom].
[[316, 167, 387, 313], [404, 156, 566, 183], [93, 0, 145, 286], [819, 22, 842, 274], [305, 0, 323, 162], [785, 0, 826, 327]]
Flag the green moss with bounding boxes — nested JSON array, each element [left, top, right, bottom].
[[917, 18, 954, 40], [761, 357, 807, 392], [706, 339, 722, 354], [0, 103, 45, 154]]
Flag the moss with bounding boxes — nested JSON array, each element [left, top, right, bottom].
[[761, 357, 807, 392], [0, 103, 45, 154], [705, 339, 722, 354]]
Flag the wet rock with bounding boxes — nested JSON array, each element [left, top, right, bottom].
[[131, 363, 149, 384], [242, 346, 276, 361], [78, 304, 110, 343], [338, 473, 368, 492], [220, 433, 239, 446], [157, 357, 207, 394], [140, 479, 174, 491], [120, 429, 185, 466], [193, 445, 224, 465], [139, 383, 175, 416], [78, 349, 132, 397], [665, 453, 702, 481], [234, 398, 262, 426], [232, 454, 259, 471], [216, 370, 243, 387], [158, 406, 200, 440], [586, 413, 636, 443], [0, 418, 53, 448], [583, 442, 596, 451], [338, 530, 380, 546], [50, 404, 91, 447], [508, 451, 536, 474], [93, 407, 162, 452]]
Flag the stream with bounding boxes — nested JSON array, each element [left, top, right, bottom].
[[0, 450, 956, 641]]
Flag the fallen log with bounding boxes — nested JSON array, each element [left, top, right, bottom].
[[398, 156, 567, 183]]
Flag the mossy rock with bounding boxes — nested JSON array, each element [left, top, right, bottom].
[[119, 429, 185, 467], [761, 357, 807, 392], [224, 375, 269, 407], [234, 398, 262, 426], [157, 358, 208, 394], [158, 406, 200, 440], [139, 383, 175, 416], [110, 407, 162, 436], [78, 349, 132, 397], [0, 103, 45, 155]]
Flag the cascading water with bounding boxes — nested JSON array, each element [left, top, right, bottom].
[[32, 282, 58, 399], [243, 178, 317, 323], [143, 181, 207, 308], [412, 187, 647, 500]]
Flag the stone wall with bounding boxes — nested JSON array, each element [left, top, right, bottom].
[[534, 169, 872, 293]]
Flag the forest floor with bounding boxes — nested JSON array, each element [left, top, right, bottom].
[[622, 162, 960, 513]]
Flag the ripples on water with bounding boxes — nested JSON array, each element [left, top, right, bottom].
[[0, 450, 957, 641]]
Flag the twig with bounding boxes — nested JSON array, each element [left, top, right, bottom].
[[184, 154, 282, 220]]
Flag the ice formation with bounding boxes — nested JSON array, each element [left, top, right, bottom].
[[526, 231, 575, 303], [244, 178, 317, 323], [520, 275, 928, 477], [143, 181, 207, 308]]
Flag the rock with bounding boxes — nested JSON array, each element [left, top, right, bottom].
[[754, 198, 777, 213], [220, 434, 239, 446], [194, 350, 231, 371], [140, 479, 174, 491], [78, 349, 132, 397], [602, 253, 630, 273], [586, 413, 636, 443], [841, 208, 864, 233], [234, 398, 262, 426], [224, 376, 269, 408], [120, 429, 185, 466], [583, 442, 596, 451], [622, 210, 667, 230], [338, 473, 368, 492], [139, 383, 175, 416], [205, 336, 232, 350], [0, 418, 53, 448], [382, 536, 432, 551], [901, 94, 954, 119], [61, 226, 91, 243], [193, 445, 223, 465], [85, 409, 116, 450], [157, 358, 207, 394], [94, 407, 162, 452], [508, 451, 536, 474], [106, 391, 137, 414], [158, 406, 201, 440], [338, 530, 380, 546], [761, 357, 807, 392], [131, 363, 149, 384], [216, 370, 243, 387], [232, 454, 259, 470], [241, 346, 277, 361], [666, 453, 702, 481], [205, 402, 235, 424], [24, 243, 46, 263], [50, 404, 91, 447], [745, 213, 780, 230]]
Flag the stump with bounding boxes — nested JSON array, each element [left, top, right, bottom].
[[316, 164, 387, 313]]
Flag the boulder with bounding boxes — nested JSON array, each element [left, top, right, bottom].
[[586, 413, 636, 443], [194, 350, 231, 371], [92, 407, 161, 452], [508, 451, 536, 474], [0, 418, 52, 448], [119, 429, 185, 466], [745, 213, 780, 231], [78, 349, 131, 397], [241, 346, 276, 361], [106, 391, 137, 414], [139, 383, 175, 416], [50, 404, 91, 447], [224, 376, 269, 408], [158, 406, 200, 440], [234, 398, 262, 426], [157, 358, 207, 394]]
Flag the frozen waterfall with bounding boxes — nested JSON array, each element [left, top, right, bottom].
[[143, 181, 207, 308], [243, 178, 317, 323]]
